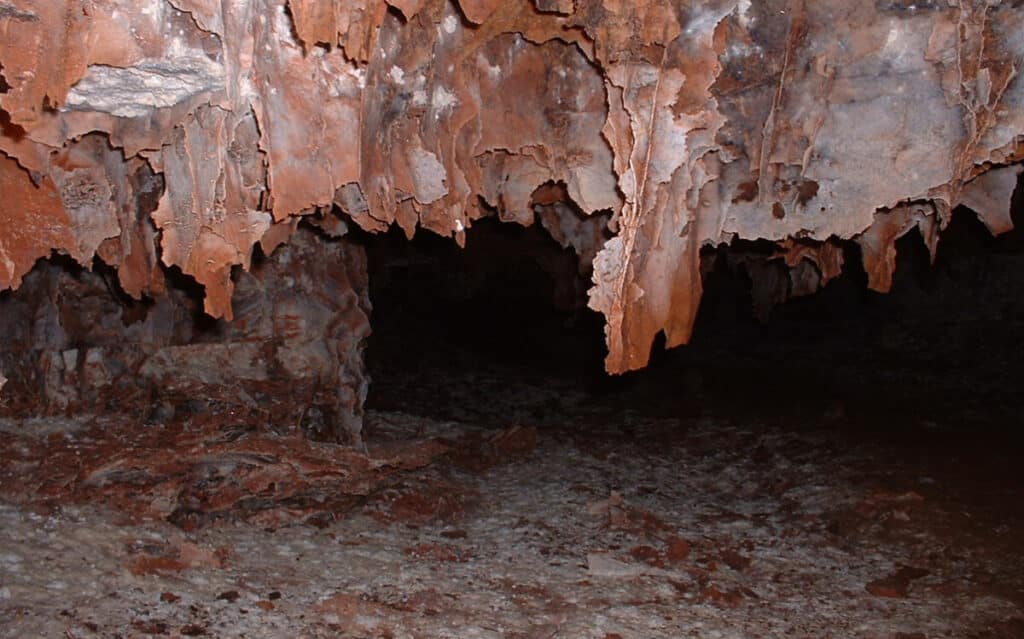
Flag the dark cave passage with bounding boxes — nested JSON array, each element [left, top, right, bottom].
[[363, 218, 601, 369], [359, 216, 612, 425], [359, 186, 1024, 442]]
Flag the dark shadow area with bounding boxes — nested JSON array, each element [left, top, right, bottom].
[[364, 221, 581, 367], [360, 217, 610, 423], [605, 193, 1024, 449], [361, 180, 1024, 445]]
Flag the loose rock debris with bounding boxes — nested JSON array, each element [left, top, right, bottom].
[[1, 407, 1022, 638]]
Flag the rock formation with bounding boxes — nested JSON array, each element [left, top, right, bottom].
[[1, 0, 1022, 436]]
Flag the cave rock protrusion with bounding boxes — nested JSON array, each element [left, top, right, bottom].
[[0, 0, 1021, 384]]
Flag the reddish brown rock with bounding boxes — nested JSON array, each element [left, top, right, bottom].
[[128, 556, 188, 577], [0, 0, 1021, 383], [665, 537, 692, 564], [866, 566, 931, 599], [699, 585, 744, 608], [720, 548, 752, 572]]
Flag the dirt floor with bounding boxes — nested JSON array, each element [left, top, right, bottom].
[[1, 366, 1022, 639]]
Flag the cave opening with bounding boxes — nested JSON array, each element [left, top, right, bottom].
[[355, 185, 1024, 445], [359, 213, 612, 426]]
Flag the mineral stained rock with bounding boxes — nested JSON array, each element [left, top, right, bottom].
[[1, 0, 1023, 373]]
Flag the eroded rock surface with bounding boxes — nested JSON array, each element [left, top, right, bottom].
[[0, 0, 1022, 374], [0, 226, 371, 444]]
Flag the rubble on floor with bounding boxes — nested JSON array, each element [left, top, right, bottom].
[[1, 401, 1021, 638]]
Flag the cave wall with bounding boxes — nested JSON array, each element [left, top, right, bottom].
[[0, 227, 371, 444], [0, 0, 1022, 379]]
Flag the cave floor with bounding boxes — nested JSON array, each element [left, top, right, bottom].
[[1, 372, 1022, 639]]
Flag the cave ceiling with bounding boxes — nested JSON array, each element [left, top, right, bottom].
[[1, 0, 1022, 372]]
